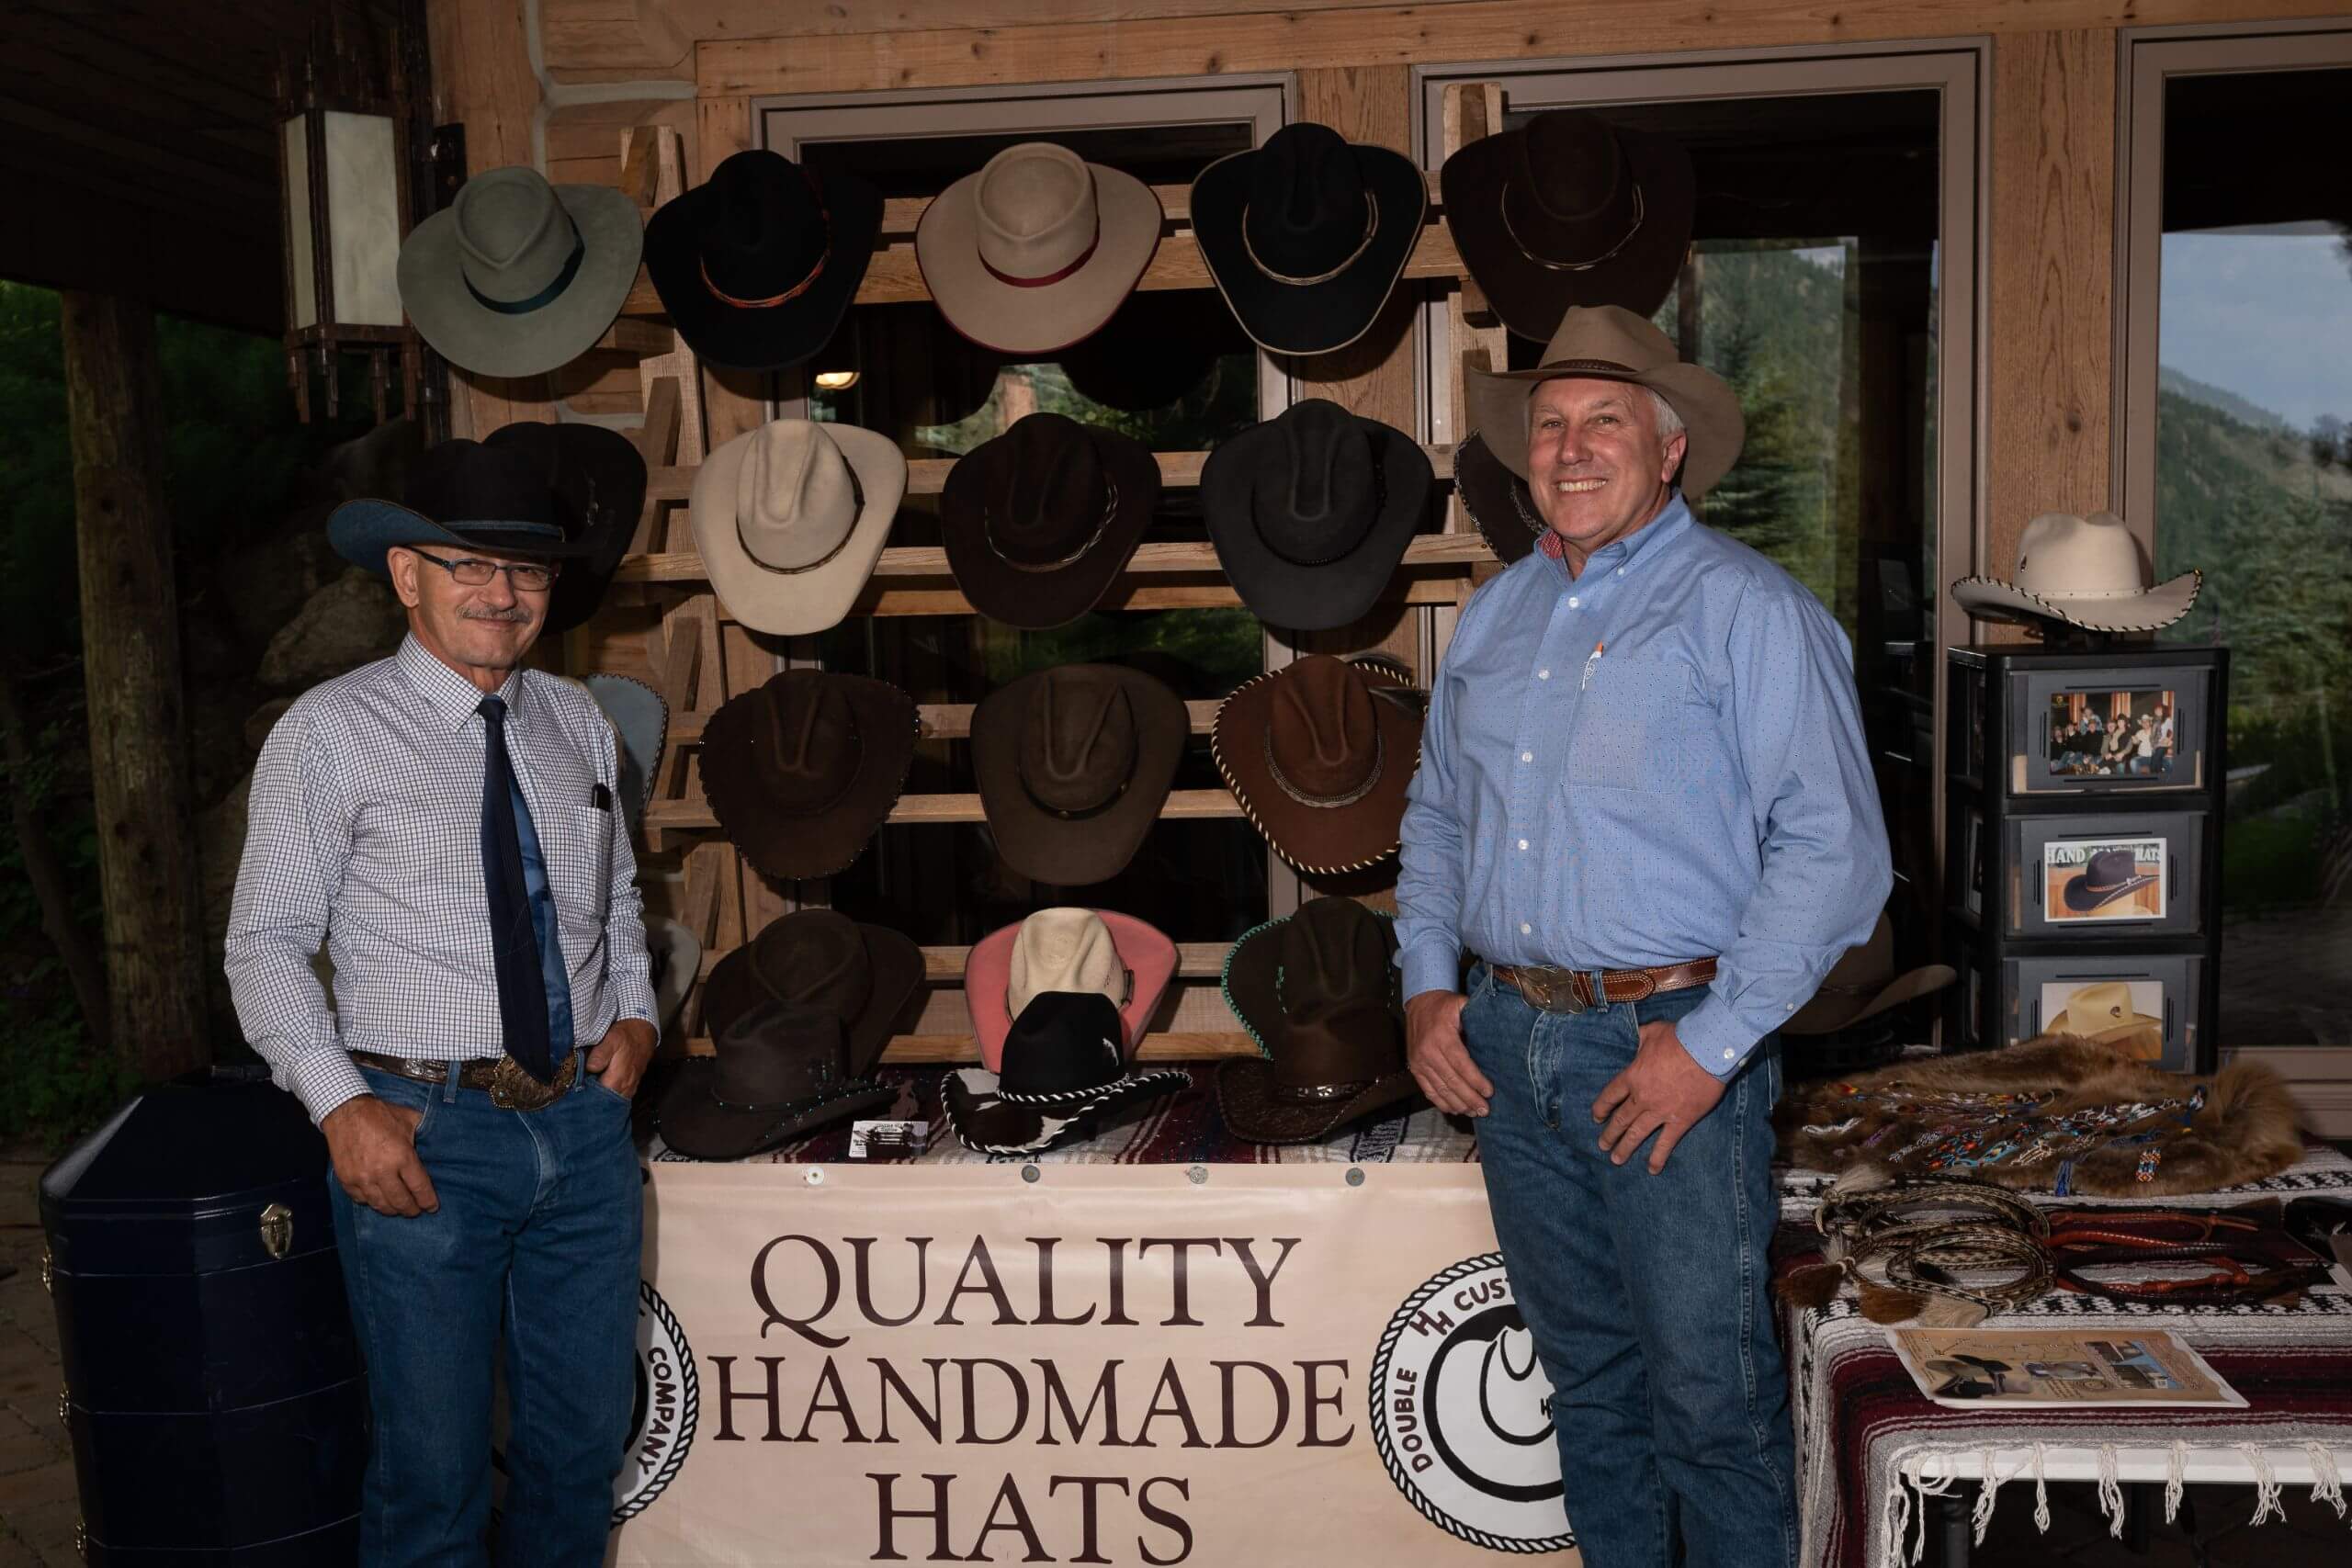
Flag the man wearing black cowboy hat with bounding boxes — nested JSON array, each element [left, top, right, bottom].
[[225, 438, 659, 1567]]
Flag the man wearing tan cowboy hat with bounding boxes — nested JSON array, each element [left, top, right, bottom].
[[1396, 305, 1891, 1567]]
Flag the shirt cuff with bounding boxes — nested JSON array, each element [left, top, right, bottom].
[[1676, 994, 1762, 1080], [607, 984, 661, 1040], [286, 1050, 372, 1126], [1399, 939, 1465, 1004]]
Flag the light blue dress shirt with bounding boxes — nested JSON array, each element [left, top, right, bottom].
[[1395, 492, 1893, 1078]]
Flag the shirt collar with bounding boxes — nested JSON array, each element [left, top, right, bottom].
[[1536, 490, 1694, 582], [395, 634, 526, 734]]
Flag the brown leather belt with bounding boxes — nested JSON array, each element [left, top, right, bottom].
[[1487, 958, 1717, 1014], [350, 1050, 577, 1111]]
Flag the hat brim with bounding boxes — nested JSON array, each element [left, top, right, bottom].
[[1188, 142, 1427, 356], [1201, 414, 1434, 630], [2048, 1007, 2166, 1042], [399, 184, 645, 381], [942, 1066, 1189, 1156], [700, 673, 917, 881], [1783, 964, 1956, 1035], [690, 423, 909, 636], [583, 673, 667, 832], [1949, 570, 2202, 635], [971, 665, 1187, 886], [1451, 432, 1543, 565], [1216, 1059, 1422, 1145], [748, 915, 924, 1080], [485, 423, 650, 636], [964, 910, 1180, 1074], [1212, 663, 1421, 875], [1439, 125, 1695, 340], [915, 167, 1163, 357], [641, 915, 701, 1033], [643, 168, 881, 373], [940, 423, 1162, 628], [326, 500, 597, 575], [2062, 872, 2159, 913], [654, 1059, 899, 1160], [1466, 357, 1745, 500]]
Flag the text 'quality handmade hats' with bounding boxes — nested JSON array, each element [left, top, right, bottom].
[[582, 673, 666, 834], [1950, 511, 2201, 635], [916, 141, 1164, 356], [1218, 897, 1418, 1145], [644, 150, 881, 372], [656, 1000, 897, 1161], [1213, 654, 1421, 874], [1440, 108, 1695, 341], [1466, 304, 1746, 500], [971, 663, 1186, 886], [696, 908, 922, 1073], [1200, 399, 1433, 630], [397, 166, 643, 380], [698, 670, 915, 882], [689, 419, 908, 636], [328, 437, 596, 574], [963, 908, 1179, 1074], [1189, 120, 1428, 357], [941, 412, 1160, 628], [943, 991, 1189, 1156], [485, 421, 648, 635], [1783, 913, 1955, 1036]]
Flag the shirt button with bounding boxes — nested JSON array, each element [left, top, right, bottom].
[[1616, 567, 1624, 576], [1538, 669, 1551, 680], [1518, 839, 1529, 851], [1521, 922, 1532, 935], [1521, 750, 1532, 762], [1567, 596, 1580, 607], [1724, 1048, 1736, 1060]]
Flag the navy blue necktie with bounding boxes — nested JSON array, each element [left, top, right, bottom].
[[480, 696, 555, 1082]]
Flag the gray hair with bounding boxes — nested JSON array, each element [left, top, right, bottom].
[[1527, 382, 1686, 443]]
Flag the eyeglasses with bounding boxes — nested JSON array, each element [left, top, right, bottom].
[[408, 548, 561, 592]]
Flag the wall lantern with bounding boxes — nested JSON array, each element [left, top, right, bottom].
[[274, 5, 419, 423]]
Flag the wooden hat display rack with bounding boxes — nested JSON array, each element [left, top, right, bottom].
[[577, 88, 1516, 1066]]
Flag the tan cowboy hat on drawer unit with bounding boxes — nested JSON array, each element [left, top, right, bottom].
[[690, 419, 908, 637], [1951, 511, 2201, 634]]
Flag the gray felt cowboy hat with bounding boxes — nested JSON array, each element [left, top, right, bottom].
[[397, 166, 643, 380], [1465, 304, 1745, 499]]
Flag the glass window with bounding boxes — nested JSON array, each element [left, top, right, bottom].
[[2122, 34, 2352, 1046]]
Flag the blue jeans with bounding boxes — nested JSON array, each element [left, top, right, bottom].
[[329, 1063, 643, 1567], [1461, 965, 1796, 1568]]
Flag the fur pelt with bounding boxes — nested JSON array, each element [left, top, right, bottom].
[[1775, 1034, 2303, 1197]]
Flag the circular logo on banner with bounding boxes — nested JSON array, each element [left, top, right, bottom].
[[614, 1279, 699, 1525], [1368, 1253, 1574, 1553]]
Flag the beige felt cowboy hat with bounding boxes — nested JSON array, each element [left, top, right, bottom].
[[690, 420, 908, 637], [2047, 980, 2165, 1057], [916, 142, 1164, 356], [1465, 304, 1745, 499], [1951, 511, 2201, 634]]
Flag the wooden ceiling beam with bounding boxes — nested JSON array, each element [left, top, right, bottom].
[[0, 83, 275, 202]]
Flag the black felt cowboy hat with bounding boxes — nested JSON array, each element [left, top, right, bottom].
[[1450, 431, 1544, 566], [1218, 897, 1419, 1145], [482, 421, 647, 635], [328, 437, 597, 574], [1440, 108, 1695, 341], [1200, 399, 1433, 630], [941, 412, 1161, 628], [698, 670, 916, 882], [1783, 913, 1955, 1035], [1213, 655, 1422, 874], [644, 150, 882, 372], [1189, 120, 1428, 357], [971, 663, 1186, 886], [656, 1000, 898, 1161], [2064, 848, 2160, 914], [943, 991, 1189, 1156], [695, 908, 922, 1076]]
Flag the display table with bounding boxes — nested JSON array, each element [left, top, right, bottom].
[[618, 1069, 2352, 1566]]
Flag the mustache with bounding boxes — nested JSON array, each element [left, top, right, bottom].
[[459, 605, 535, 626]]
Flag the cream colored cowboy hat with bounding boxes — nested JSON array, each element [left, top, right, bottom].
[[1465, 304, 1745, 499], [2048, 981, 2165, 1051], [689, 419, 907, 636], [1951, 511, 2200, 634], [915, 141, 1163, 356]]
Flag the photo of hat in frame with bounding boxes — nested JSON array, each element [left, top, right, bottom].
[[2044, 837, 2166, 923], [2041, 978, 2166, 1061]]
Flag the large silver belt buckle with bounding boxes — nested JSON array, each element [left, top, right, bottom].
[[1520, 966, 1588, 1015], [489, 1053, 573, 1111]]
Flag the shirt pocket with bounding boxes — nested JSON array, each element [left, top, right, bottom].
[[542, 802, 613, 931], [1565, 655, 1713, 792]]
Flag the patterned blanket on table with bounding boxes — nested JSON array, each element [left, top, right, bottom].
[[1780, 1144, 2352, 1568]]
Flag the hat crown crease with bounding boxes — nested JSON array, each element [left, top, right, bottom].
[[701, 152, 827, 297], [1019, 672, 1134, 814], [764, 675, 861, 813], [1009, 909, 1123, 1021], [757, 912, 872, 1020], [452, 172, 572, 299], [1255, 400, 1374, 565], [739, 423, 857, 570], [1245, 124, 1367, 276], [1270, 662, 1376, 798], [2013, 512, 2150, 600], [975, 143, 1100, 281], [992, 417, 1106, 567]]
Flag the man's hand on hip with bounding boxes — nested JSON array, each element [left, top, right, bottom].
[[1407, 990, 1492, 1118], [587, 1017, 658, 1100], [322, 1095, 438, 1217], [1591, 1020, 1727, 1173]]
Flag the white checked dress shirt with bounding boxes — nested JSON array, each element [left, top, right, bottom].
[[226, 636, 657, 1122]]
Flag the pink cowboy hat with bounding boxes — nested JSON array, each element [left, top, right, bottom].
[[964, 908, 1179, 1073]]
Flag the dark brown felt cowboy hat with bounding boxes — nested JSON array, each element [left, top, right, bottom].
[[1213, 655, 1421, 874], [695, 908, 922, 1076], [643, 150, 881, 373], [1440, 108, 1694, 341], [1783, 913, 1955, 1036], [1200, 399, 1433, 631], [482, 421, 647, 636], [1450, 431, 1544, 566], [328, 438, 597, 574], [971, 663, 1186, 886], [1189, 120, 1429, 357], [1466, 304, 1745, 500], [943, 991, 1189, 1156], [2064, 848, 2160, 914], [656, 1000, 897, 1161], [941, 412, 1161, 628], [699, 670, 915, 882], [1218, 897, 1419, 1145]]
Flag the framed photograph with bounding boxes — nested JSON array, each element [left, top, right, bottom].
[[2008, 813, 2204, 937], [2006, 953, 2201, 1070], [2037, 979, 2165, 1059], [2009, 666, 2209, 795], [2041, 833, 2167, 924], [2041, 687, 2177, 781]]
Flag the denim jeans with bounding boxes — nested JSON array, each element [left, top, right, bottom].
[[329, 1062, 643, 1567], [1461, 964, 1797, 1568]]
